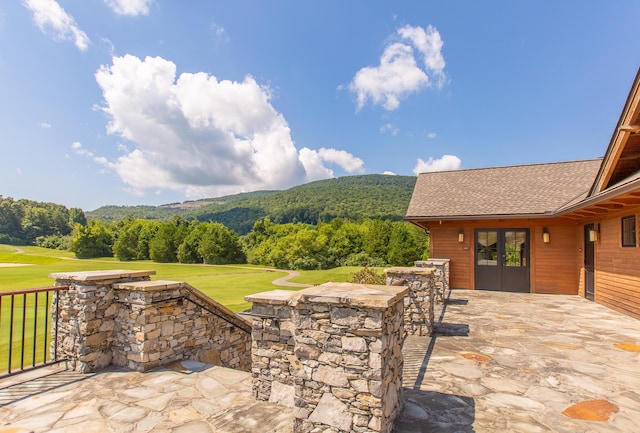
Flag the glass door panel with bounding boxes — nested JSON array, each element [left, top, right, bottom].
[[476, 230, 498, 266]]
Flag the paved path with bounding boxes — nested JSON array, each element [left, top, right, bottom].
[[1, 289, 639, 432], [269, 270, 311, 288]]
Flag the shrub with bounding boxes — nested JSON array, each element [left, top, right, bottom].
[[350, 265, 386, 285]]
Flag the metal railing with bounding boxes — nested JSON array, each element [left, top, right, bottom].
[[0, 286, 69, 379]]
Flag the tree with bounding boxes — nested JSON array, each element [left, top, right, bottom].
[[177, 223, 208, 263], [0, 196, 24, 243], [363, 219, 392, 261], [197, 222, 245, 265], [69, 208, 87, 226], [149, 217, 189, 263], [71, 221, 114, 258]]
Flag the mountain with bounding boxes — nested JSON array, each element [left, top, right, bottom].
[[87, 174, 417, 234]]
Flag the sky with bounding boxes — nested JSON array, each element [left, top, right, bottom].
[[1, 1, 639, 211]]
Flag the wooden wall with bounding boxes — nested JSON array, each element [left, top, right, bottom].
[[430, 225, 473, 289], [592, 206, 640, 320], [532, 224, 580, 294], [429, 219, 580, 293]]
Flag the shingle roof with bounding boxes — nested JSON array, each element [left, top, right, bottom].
[[406, 159, 603, 219]]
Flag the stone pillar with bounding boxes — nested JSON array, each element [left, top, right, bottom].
[[292, 282, 407, 433], [244, 290, 299, 407], [385, 267, 435, 337], [50, 270, 155, 373], [414, 259, 450, 301]]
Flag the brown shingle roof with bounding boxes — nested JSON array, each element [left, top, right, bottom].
[[406, 159, 603, 220]]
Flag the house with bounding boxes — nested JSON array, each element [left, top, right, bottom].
[[406, 68, 640, 320]]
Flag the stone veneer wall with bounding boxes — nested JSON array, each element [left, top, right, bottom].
[[50, 270, 251, 373], [385, 267, 435, 337], [414, 259, 450, 302], [246, 282, 407, 433], [244, 290, 298, 406]]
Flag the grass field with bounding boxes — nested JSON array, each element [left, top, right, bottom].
[[0, 244, 377, 374]]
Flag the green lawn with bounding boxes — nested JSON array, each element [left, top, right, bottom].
[[1, 244, 365, 374], [0, 245, 360, 311]]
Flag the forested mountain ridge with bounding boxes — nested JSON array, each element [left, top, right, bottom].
[[88, 174, 416, 234]]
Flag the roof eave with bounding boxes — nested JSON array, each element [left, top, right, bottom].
[[556, 176, 640, 216], [404, 212, 554, 222]]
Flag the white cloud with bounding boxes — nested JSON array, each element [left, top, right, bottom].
[[16, 168, 22, 175], [317, 148, 364, 173], [23, 0, 90, 51], [427, 132, 437, 139], [380, 123, 399, 136], [398, 24, 447, 88], [299, 147, 334, 181], [383, 171, 397, 175], [93, 54, 359, 198], [39, 122, 52, 129], [413, 155, 461, 174], [104, 0, 153, 16], [349, 24, 446, 111]]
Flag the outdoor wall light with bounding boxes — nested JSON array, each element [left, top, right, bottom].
[[543, 227, 550, 243], [458, 229, 464, 243], [589, 224, 599, 242]]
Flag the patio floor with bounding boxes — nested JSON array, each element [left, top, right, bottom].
[[1, 289, 639, 432]]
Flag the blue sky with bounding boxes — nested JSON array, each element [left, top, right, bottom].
[[2, 1, 639, 211]]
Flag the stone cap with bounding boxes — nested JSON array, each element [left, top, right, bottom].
[[50, 269, 156, 282], [296, 282, 407, 309], [415, 258, 450, 265], [113, 280, 182, 292], [244, 289, 301, 305], [384, 266, 434, 275]]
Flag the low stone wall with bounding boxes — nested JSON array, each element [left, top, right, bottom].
[[50, 270, 251, 373], [414, 258, 450, 301], [385, 267, 435, 337], [246, 282, 407, 433]]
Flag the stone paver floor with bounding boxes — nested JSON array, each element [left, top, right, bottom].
[[1, 289, 639, 432], [398, 289, 640, 432]]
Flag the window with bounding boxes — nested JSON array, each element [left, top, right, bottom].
[[622, 215, 636, 247]]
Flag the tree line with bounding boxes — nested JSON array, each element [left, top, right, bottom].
[[69, 216, 428, 268], [0, 196, 86, 246], [1, 195, 429, 269]]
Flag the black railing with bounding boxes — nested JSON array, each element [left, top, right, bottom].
[[0, 286, 69, 378]]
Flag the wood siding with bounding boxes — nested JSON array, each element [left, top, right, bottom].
[[431, 225, 473, 289], [593, 208, 640, 320], [429, 219, 579, 293], [531, 224, 580, 294]]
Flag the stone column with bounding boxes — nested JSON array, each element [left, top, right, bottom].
[[292, 282, 407, 433], [414, 259, 450, 301], [50, 270, 155, 373], [385, 267, 435, 337], [244, 290, 299, 407]]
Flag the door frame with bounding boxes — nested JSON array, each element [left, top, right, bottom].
[[584, 223, 595, 301], [474, 228, 531, 293]]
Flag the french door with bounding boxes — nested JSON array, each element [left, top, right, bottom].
[[475, 229, 530, 292]]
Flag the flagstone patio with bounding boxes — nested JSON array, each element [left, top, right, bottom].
[[1, 289, 639, 432]]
